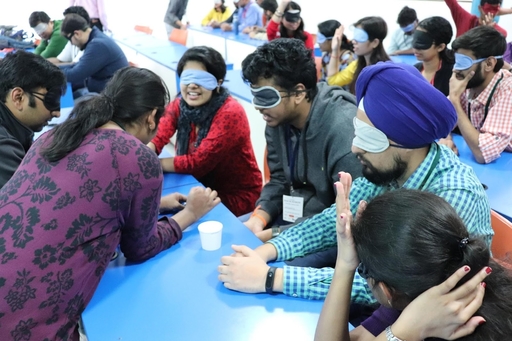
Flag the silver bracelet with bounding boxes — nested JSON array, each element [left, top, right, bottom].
[[385, 326, 406, 341], [271, 226, 280, 238]]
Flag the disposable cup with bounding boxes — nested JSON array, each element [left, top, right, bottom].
[[198, 221, 223, 251]]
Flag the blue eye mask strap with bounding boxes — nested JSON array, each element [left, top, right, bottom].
[[180, 69, 219, 90]]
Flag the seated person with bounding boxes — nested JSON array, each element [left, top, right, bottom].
[[240, 39, 361, 242], [220, 0, 262, 32], [248, 0, 277, 39], [413, 16, 455, 96], [29, 11, 68, 58], [505, 41, 512, 63], [441, 26, 512, 164], [327, 17, 390, 94], [216, 0, 239, 28], [0, 67, 220, 341], [217, 63, 492, 302], [444, 0, 508, 37], [387, 6, 417, 56], [315, 181, 510, 341], [264, 1, 314, 50], [59, 14, 128, 98], [317, 19, 355, 82], [202, 0, 232, 27], [0, 51, 65, 189], [148, 46, 262, 217], [47, 6, 90, 66]]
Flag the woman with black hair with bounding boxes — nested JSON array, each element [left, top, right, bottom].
[[315, 172, 512, 341], [266, 0, 314, 50], [317, 19, 355, 82], [413, 16, 455, 96], [327, 17, 390, 94], [0, 67, 221, 340], [201, 0, 232, 27], [149, 46, 262, 217]]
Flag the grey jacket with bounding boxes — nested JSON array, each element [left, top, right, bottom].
[[164, 0, 189, 28], [257, 82, 361, 222], [0, 102, 33, 189]]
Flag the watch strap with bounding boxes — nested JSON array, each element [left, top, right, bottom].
[[265, 267, 277, 294], [385, 326, 406, 341]]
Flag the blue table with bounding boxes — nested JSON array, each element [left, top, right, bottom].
[[390, 54, 418, 66], [82, 174, 325, 341], [224, 69, 252, 103], [453, 134, 512, 220]]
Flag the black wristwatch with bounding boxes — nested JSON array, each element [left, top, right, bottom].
[[265, 267, 277, 294]]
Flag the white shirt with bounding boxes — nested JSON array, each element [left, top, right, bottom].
[[56, 41, 83, 63], [387, 28, 414, 54]]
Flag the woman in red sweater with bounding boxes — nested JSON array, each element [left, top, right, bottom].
[[266, 0, 314, 50], [148, 46, 262, 216]]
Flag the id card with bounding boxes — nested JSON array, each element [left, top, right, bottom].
[[283, 195, 304, 223]]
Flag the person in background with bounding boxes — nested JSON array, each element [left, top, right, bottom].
[[0, 67, 220, 341], [68, 0, 109, 32], [164, 0, 189, 35], [264, 0, 314, 50], [60, 14, 128, 98], [29, 11, 68, 58], [504, 41, 512, 63], [148, 46, 262, 217], [315, 179, 507, 341], [317, 19, 355, 82], [387, 6, 418, 56], [440, 26, 512, 164], [0, 51, 65, 189], [220, 0, 262, 32], [413, 16, 455, 96], [248, 0, 277, 39], [327, 17, 390, 94], [47, 6, 90, 67], [444, 0, 508, 38], [240, 39, 361, 245], [217, 0, 240, 28], [202, 0, 232, 27]]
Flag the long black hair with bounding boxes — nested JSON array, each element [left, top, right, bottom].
[[350, 16, 390, 94], [353, 189, 512, 341], [216, 0, 227, 13], [417, 16, 455, 64], [41, 67, 169, 162], [279, 1, 306, 42]]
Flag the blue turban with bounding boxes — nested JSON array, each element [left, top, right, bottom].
[[356, 62, 457, 149]]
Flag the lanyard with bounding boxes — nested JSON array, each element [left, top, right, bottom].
[[286, 126, 301, 187], [468, 74, 504, 125], [418, 143, 440, 190]]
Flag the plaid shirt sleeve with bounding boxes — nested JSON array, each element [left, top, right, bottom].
[[281, 265, 376, 303], [478, 88, 512, 163]]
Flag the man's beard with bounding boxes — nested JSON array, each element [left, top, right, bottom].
[[466, 63, 486, 89], [360, 155, 408, 186]]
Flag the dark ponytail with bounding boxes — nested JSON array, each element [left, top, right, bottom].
[[41, 67, 169, 162]]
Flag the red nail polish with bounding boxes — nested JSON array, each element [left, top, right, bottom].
[[478, 320, 486, 326], [481, 282, 486, 288], [464, 266, 470, 272], [485, 267, 493, 274], [340, 214, 345, 220]]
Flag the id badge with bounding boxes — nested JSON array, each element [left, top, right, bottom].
[[283, 195, 304, 223]]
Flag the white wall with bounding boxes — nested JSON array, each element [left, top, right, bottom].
[[3, 0, 511, 45]]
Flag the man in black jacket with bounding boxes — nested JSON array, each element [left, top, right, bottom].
[[0, 51, 65, 188]]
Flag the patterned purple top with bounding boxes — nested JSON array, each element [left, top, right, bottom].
[[0, 129, 182, 341]]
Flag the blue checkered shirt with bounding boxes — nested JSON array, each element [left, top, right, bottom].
[[268, 144, 492, 302]]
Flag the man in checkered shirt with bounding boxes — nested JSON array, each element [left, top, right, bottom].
[[441, 26, 512, 164], [217, 63, 492, 304]]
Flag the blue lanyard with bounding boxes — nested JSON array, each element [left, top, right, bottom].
[[286, 126, 300, 186]]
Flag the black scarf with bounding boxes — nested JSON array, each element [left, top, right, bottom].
[[176, 88, 229, 155]]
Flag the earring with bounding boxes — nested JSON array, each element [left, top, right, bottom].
[[387, 299, 392, 307]]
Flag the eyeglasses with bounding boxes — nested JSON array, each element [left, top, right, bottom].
[[65, 32, 75, 41], [357, 262, 371, 280], [27, 88, 62, 112]]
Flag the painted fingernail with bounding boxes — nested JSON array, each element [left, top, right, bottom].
[[478, 319, 486, 326], [485, 267, 492, 274], [481, 282, 486, 288], [340, 214, 345, 220], [464, 266, 470, 272]]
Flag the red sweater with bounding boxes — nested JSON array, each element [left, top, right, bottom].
[[266, 20, 315, 50], [444, 0, 507, 37], [152, 96, 262, 216]]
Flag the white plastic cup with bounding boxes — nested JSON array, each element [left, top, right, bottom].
[[198, 221, 223, 251]]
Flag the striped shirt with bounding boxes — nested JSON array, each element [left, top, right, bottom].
[[268, 143, 492, 302], [460, 70, 512, 163]]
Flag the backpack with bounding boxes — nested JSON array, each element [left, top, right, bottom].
[[0, 27, 35, 50]]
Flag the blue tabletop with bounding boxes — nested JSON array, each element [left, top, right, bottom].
[[136, 43, 189, 71], [189, 26, 266, 48], [390, 54, 419, 66], [114, 32, 178, 50], [224, 69, 253, 103], [82, 178, 325, 341], [452, 134, 512, 220], [162, 172, 199, 190]]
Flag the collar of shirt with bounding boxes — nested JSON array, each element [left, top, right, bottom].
[[467, 69, 509, 106], [398, 142, 438, 189]]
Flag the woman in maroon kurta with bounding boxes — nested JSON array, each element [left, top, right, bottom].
[[0, 68, 220, 341], [150, 46, 262, 217]]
